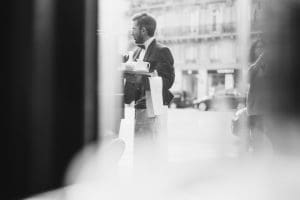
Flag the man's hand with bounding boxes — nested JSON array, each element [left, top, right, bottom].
[[124, 74, 136, 83], [125, 74, 143, 84]]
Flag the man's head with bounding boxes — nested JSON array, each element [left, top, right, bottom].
[[131, 13, 156, 44]]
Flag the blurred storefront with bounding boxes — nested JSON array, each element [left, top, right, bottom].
[[127, 0, 262, 99]]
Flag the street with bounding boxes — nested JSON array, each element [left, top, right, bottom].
[[119, 107, 239, 167]]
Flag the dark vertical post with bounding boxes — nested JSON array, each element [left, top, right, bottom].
[[4, 0, 99, 198], [28, 0, 56, 193], [5, 1, 34, 198], [84, 0, 99, 143]]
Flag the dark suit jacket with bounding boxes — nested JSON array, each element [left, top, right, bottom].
[[124, 39, 175, 109]]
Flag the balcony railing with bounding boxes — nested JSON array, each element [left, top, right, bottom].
[[130, 0, 229, 11], [157, 23, 237, 40], [130, 0, 165, 10]]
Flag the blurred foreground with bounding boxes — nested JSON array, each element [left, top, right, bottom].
[[27, 108, 300, 200]]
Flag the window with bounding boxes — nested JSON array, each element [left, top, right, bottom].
[[212, 9, 217, 31], [210, 43, 220, 62]]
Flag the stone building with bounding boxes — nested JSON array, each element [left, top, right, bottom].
[[127, 0, 263, 100]]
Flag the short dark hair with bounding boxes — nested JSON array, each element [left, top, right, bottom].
[[132, 13, 156, 37]]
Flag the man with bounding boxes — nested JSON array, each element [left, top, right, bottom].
[[124, 13, 175, 167]]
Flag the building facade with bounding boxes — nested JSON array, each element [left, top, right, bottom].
[[127, 0, 262, 100]]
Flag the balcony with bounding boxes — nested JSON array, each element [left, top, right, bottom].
[[130, 0, 166, 11], [129, 0, 229, 12], [157, 23, 237, 42]]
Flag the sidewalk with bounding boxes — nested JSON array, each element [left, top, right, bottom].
[[118, 107, 239, 171]]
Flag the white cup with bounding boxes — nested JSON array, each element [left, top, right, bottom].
[[122, 62, 135, 71], [135, 61, 150, 71]]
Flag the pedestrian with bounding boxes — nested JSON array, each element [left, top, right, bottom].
[[123, 13, 175, 169], [246, 38, 271, 154]]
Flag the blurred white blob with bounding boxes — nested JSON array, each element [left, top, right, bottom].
[[28, 151, 300, 200], [65, 138, 126, 184]]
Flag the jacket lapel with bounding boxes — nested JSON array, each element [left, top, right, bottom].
[[143, 39, 156, 62], [133, 48, 142, 61]]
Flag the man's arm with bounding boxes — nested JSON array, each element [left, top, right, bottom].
[[248, 53, 265, 84], [124, 73, 145, 104], [155, 47, 175, 91], [123, 48, 143, 104], [248, 64, 257, 84]]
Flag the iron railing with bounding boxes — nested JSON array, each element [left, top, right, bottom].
[[158, 23, 237, 39]]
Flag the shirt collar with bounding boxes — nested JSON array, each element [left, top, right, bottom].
[[143, 37, 155, 50]]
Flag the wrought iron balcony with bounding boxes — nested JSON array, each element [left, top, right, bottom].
[[157, 23, 237, 42]]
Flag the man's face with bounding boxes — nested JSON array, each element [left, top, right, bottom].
[[131, 21, 144, 44]]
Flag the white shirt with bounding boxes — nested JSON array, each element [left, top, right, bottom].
[[137, 37, 155, 61]]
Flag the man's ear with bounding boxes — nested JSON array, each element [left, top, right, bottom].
[[141, 27, 147, 35]]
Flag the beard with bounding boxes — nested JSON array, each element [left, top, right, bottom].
[[134, 33, 144, 44]]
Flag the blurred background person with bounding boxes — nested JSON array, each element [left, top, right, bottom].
[[247, 38, 272, 154]]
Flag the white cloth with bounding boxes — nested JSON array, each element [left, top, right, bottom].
[[146, 76, 163, 117], [134, 106, 168, 170]]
